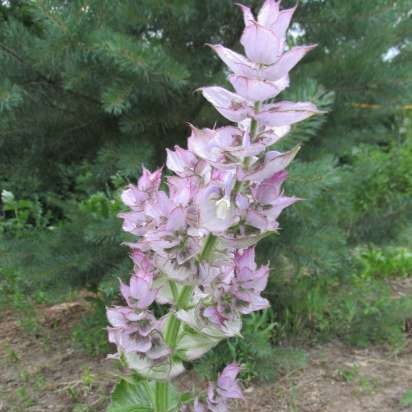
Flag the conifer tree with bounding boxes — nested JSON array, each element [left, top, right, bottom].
[[0, 0, 411, 291]]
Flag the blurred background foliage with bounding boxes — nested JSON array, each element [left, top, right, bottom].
[[0, 0, 411, 378]]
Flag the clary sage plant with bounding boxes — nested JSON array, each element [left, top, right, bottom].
[[107, 1, 319, 411]]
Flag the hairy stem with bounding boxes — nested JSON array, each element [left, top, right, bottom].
[[155, 381, 168, 412]]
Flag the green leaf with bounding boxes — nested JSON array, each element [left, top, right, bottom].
[[107, 376, 180, 412], [107, 377, 153, 412], [179, 392, 193, 404]]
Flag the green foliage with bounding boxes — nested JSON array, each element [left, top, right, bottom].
[[269, 247, 412, 349], [71, 294, 113, 356], [0, 190, 50, 234], [297, 0, 412, 155], [400, 390, 412, 408], [195, 310, 307, 383], [0, 190, 127, 290], [0, 79, 24, 111], [343, 122, 412, 243], [108, 376, 179, 412], [356, 246, 412, 279]]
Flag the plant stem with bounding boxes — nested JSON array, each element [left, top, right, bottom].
[[164, 313, 180, 348], [155, 235, 218, 409], [155, 381, 168, 412], [177, 285, 193, 309], [198, 233, 217, 262], [250, 101, 261, 141], [163, 285, 193, 348], [250, 118, 258, 140]]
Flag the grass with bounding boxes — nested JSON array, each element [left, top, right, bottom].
[[400, 390, 412, 407]]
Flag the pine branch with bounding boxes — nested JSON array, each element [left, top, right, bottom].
[[0, 41, 100, 106]]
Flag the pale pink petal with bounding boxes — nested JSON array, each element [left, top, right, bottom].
[[217, 363, 244, 399], [215, 126, 239, 147], [261, 45, 317, 81], [203, 306, 224, 327], [235, 247, 256, 270], [168, 176, 197, 207], [119, 211, 146, 235], [228, 74, 289, 101], [120, 185, 146, 209], [130, 249, 153, 273], [244, 146, 300, 182], [165, 207, 186, 232], [146, 332, 170, 360], [265, 196, 300, 221], [106, 307, 127, 328], [237, 3, 256, 26], [198, 185, 237, 233], [135, 313, 157, 337], [256, 101, 320, 126], [257, 0, 280, 28], [120, 280, 131, 302], [219, 363, 241, 381], [240, 22, 282, 65], [107, 327, 121, 345], [254, 266, 270, 291], [138, 167, 162, 192], [272, 6, 297, 40], [188, 126, 221, 162], [237, 265, 269, 291], [246, 209, 268, 231], [166, 146, 197, 176], [254, 170, 288, 204], [236, 193, 250, 210], [261, 125, 291, 146], [199, 86, 250, 122], [121, 331, 152, 353], [129, 277, 156, 309], [194, 399, 206, 412], [238, 294, 270, 314], [209, 44, 257, 77]]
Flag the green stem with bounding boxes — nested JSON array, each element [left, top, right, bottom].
[[177, 285, 193, 309], [155, 381, 168, 412], [163, 285, 193, 348], [250, 118, 258, 140], [154, 285, 192, 410], [198, 233, 217, 262], [250, 101, 261, 141], [164, 313, 180, 348], [155, 235, 217, 409]]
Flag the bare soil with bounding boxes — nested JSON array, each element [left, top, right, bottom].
[[1, 289, 412, 412], [234, 340, 412, 412]]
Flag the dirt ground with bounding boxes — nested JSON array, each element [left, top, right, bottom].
[[1, 293, 412, 412]]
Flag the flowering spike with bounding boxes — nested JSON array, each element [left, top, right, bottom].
[[107, 0, 321, 407]]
